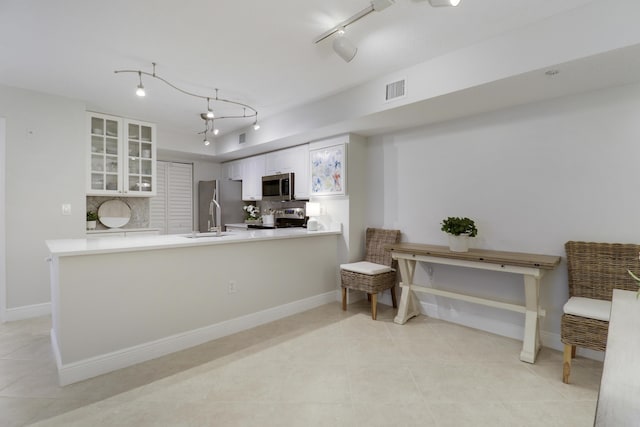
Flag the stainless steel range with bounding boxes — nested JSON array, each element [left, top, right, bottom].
[[247, 207, 306, 229]]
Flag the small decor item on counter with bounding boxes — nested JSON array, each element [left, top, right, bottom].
[[305, 202, 321, 231], [243, 204, 260, 223], [86, 211, 98, 230], [440, 216, 478, 252], [262, 214, 274, 226]]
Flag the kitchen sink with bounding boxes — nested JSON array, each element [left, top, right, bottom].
[[182, 232, 234, 238]]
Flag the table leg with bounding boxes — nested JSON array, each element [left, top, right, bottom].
[[520, 273, 542, 363], [394, 258, 420, 324]]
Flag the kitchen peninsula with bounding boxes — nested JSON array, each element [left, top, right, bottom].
[[46, 227, 341, 385]]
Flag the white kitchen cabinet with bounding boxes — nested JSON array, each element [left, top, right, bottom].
[[291, 144, 309, 200], [265, 148, 297, 175], [224, 159, 243, 181], [265, 144, 309, 199], [87, 112, 156, 197], [242, 155, 265, 201]]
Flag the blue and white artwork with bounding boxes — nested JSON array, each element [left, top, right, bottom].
[[310, 144, 345, 195]]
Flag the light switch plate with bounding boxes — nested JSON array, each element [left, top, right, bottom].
[[61, 204, 71, 215]]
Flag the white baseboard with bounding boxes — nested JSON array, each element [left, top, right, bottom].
[[54, 291, 337, 386], [4, 302, 51, 322], [376, 295, 604, 362]]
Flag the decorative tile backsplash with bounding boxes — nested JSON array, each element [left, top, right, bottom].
[[257, 200, 307, 215], [86, 196, 150, 229]]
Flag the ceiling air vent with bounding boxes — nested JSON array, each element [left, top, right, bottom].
[[385, 78, 406, 102], [239, 133, 246, 144]]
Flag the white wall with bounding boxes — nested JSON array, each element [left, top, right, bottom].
[[0, 85, 203, 318], [0, 86, 86, 318], [0, 118, 6, 321], [366, 82, 640, 344]]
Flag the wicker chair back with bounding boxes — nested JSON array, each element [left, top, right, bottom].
[[565, 241, 640, 301], [364, 228, 401, 266]]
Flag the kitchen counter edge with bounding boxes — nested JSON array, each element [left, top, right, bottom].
[[46, 226, 342, 257]]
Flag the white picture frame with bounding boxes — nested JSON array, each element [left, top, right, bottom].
[[309, 143, 346, 196]]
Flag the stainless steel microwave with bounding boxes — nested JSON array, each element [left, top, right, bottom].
[[261, 173, 294, 201]]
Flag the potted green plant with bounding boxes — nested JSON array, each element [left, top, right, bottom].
[[440, 216, 478, 252], [86, 211, 98, 230]]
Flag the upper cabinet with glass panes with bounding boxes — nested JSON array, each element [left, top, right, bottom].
[[86, 112, 156, 197]]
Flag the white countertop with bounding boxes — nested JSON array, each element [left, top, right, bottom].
[[595, 289, 640, 425], [47, 225, 341, 257]]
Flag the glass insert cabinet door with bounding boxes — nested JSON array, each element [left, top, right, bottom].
[[89, 114, 121, 193], [87, 112, 156, 196], [125, 121, 155, 194]]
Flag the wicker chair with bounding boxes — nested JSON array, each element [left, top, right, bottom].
[[561, 241, 640, 383], [340, 228, 401, 320]]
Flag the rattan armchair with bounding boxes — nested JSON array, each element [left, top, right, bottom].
[[340, 228, 401, 320], [561, 241, 640, 383]]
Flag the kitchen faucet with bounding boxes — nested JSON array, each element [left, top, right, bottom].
[[209, 190, 222, 237]]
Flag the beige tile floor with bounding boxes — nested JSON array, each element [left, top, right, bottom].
[[0, 301, 602, 426]]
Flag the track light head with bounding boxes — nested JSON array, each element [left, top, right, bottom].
[[136, 71, 145, 97], [205, 98, 214, 118], [333, 32, 358, 63], [428, 0, 461, 7]]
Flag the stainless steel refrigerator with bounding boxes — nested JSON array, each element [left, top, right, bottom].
[[198, 180, 244, 232]]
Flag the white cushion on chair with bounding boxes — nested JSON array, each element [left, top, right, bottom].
[[340, 261, 393, 275], [563, 297, 612, 322]]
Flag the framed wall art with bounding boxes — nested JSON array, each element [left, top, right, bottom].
[[309, 143, 346, 196]]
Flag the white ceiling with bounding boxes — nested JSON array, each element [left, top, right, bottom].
[[0, 0, 605, 144]]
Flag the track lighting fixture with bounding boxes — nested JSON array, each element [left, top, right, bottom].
[[314, 0, 395, 44], [115, 63, 259, 138], [135, 71, 145, 97], [315, 0, 461, 61], [314, 0, 394, 62], [428, 0, 461, 6], [205, 98, 214, 119], [332, 27, 358, 63]]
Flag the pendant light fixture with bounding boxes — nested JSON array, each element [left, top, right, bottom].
[[115, 63, 260, 143]]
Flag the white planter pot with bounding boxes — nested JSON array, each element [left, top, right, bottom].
[[86, 220, 97, 230], [448, 234, 470, 252]]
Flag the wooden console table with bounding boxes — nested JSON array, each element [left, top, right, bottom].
[[595, 289, 640, 426], [386, 243, 560, 363]]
